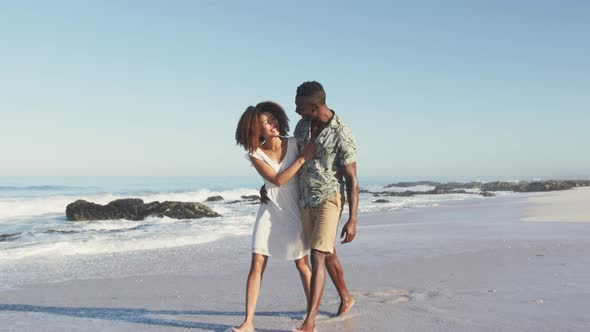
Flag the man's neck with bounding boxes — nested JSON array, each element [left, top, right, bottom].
[[312, 107, 333, 126]]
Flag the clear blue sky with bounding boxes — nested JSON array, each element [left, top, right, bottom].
[[1, 1, 589, 180]]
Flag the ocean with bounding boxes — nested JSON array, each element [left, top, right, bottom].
[[0, 176, 502, 261]]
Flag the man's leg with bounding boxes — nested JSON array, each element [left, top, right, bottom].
[[294, 256, 312, 310], [297, 249, 327, 332], [297, 193, 343, 331], [326, 249, 355, 315]]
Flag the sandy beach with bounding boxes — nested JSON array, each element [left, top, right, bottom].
[[1, 189, 590, 332], [522, 187, 590, 223]]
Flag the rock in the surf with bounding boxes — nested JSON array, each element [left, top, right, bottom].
[[66, 198, 221, 221]]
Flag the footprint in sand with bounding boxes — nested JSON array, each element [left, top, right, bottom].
[[381, 295, 411, 304], [350, 288, 440, 305]]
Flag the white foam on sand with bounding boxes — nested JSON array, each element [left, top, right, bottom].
[[0, 214, 255, 261]]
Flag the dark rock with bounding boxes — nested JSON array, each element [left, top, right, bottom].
[[434, 182, 482, 191], [241, 195, 260, 201], [44, 230, 79, 234], [375, 189, 472, 197], [374, 190, 417, 197], [517, 181, 573, 192], [225, 200, 241, 204], [0, 232, 21, 242], [359, 189, 370, 193], [381, 180, 590, 194], [377, 179, 590, 197], [142, 201, 162, 216], [384, 181, 440, 188], [563, 180, 590, 187], [205, 195, 224, 202], [481, 180, 587, 192], [157, 201, 221, 219], [429, 189, 470, 195], [66, 199, 119, 221], [481, 181, 521, 192], [66, 198, 221, 221], [373, 199, 390, 203], [446, 189, 469, 194], [104, 198, 145, 221]]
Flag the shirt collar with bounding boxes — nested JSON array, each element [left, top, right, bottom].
[[326, 110, 339, 129]]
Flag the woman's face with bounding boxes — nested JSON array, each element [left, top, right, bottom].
[[259, 112, 280, 139]]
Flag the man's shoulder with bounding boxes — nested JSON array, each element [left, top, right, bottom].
[[331, 114, 354, 136], [295, 118, 309, 127], [294, 119, 310, 136]]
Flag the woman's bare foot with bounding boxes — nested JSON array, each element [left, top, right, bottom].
[[232, 321, 254, 332], [336, 296, 355, 316]]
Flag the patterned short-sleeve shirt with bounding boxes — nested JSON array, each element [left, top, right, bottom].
[[294, 111, 357, 208]]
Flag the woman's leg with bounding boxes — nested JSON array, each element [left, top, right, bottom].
[[294, 255, 312, 310], [234, 253, 269, 332]]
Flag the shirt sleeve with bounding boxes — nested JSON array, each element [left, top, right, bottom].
[[338, 124, 357, 166], [293, 120, 306, 151], [288, 136, 300, 154]]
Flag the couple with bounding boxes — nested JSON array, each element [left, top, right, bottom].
[[234, 81, 359, 332]]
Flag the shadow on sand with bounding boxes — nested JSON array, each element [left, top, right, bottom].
[[0, 304, 333, 331]]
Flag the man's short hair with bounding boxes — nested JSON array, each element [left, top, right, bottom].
[[296, 81, 326, 104]]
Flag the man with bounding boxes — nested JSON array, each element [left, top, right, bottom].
[[293, 81, 359, 332]]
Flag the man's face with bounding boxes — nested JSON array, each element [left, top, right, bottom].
[[295, 96, 317, 120]]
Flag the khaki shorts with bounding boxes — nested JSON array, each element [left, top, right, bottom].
[[301, 192, 345, 254]]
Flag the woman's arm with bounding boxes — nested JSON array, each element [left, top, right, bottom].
[[250, 143, 315, 187]]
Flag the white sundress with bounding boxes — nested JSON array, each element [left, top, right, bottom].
[[249, 137, 310, 260]]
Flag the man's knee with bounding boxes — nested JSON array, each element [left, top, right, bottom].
[[325, 251, 341, 268], [326, 250, 337, 261], [311, 249, 329, 264]]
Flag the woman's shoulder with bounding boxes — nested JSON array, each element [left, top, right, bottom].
[[248, 148, 264, 161]]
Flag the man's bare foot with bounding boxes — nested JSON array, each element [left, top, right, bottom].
[[232, 321, 254, 332], [336, 296, 355, 316], [293, 320, 315, 332]]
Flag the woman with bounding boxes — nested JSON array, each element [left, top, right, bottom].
[[233, 101, 315, 332]]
